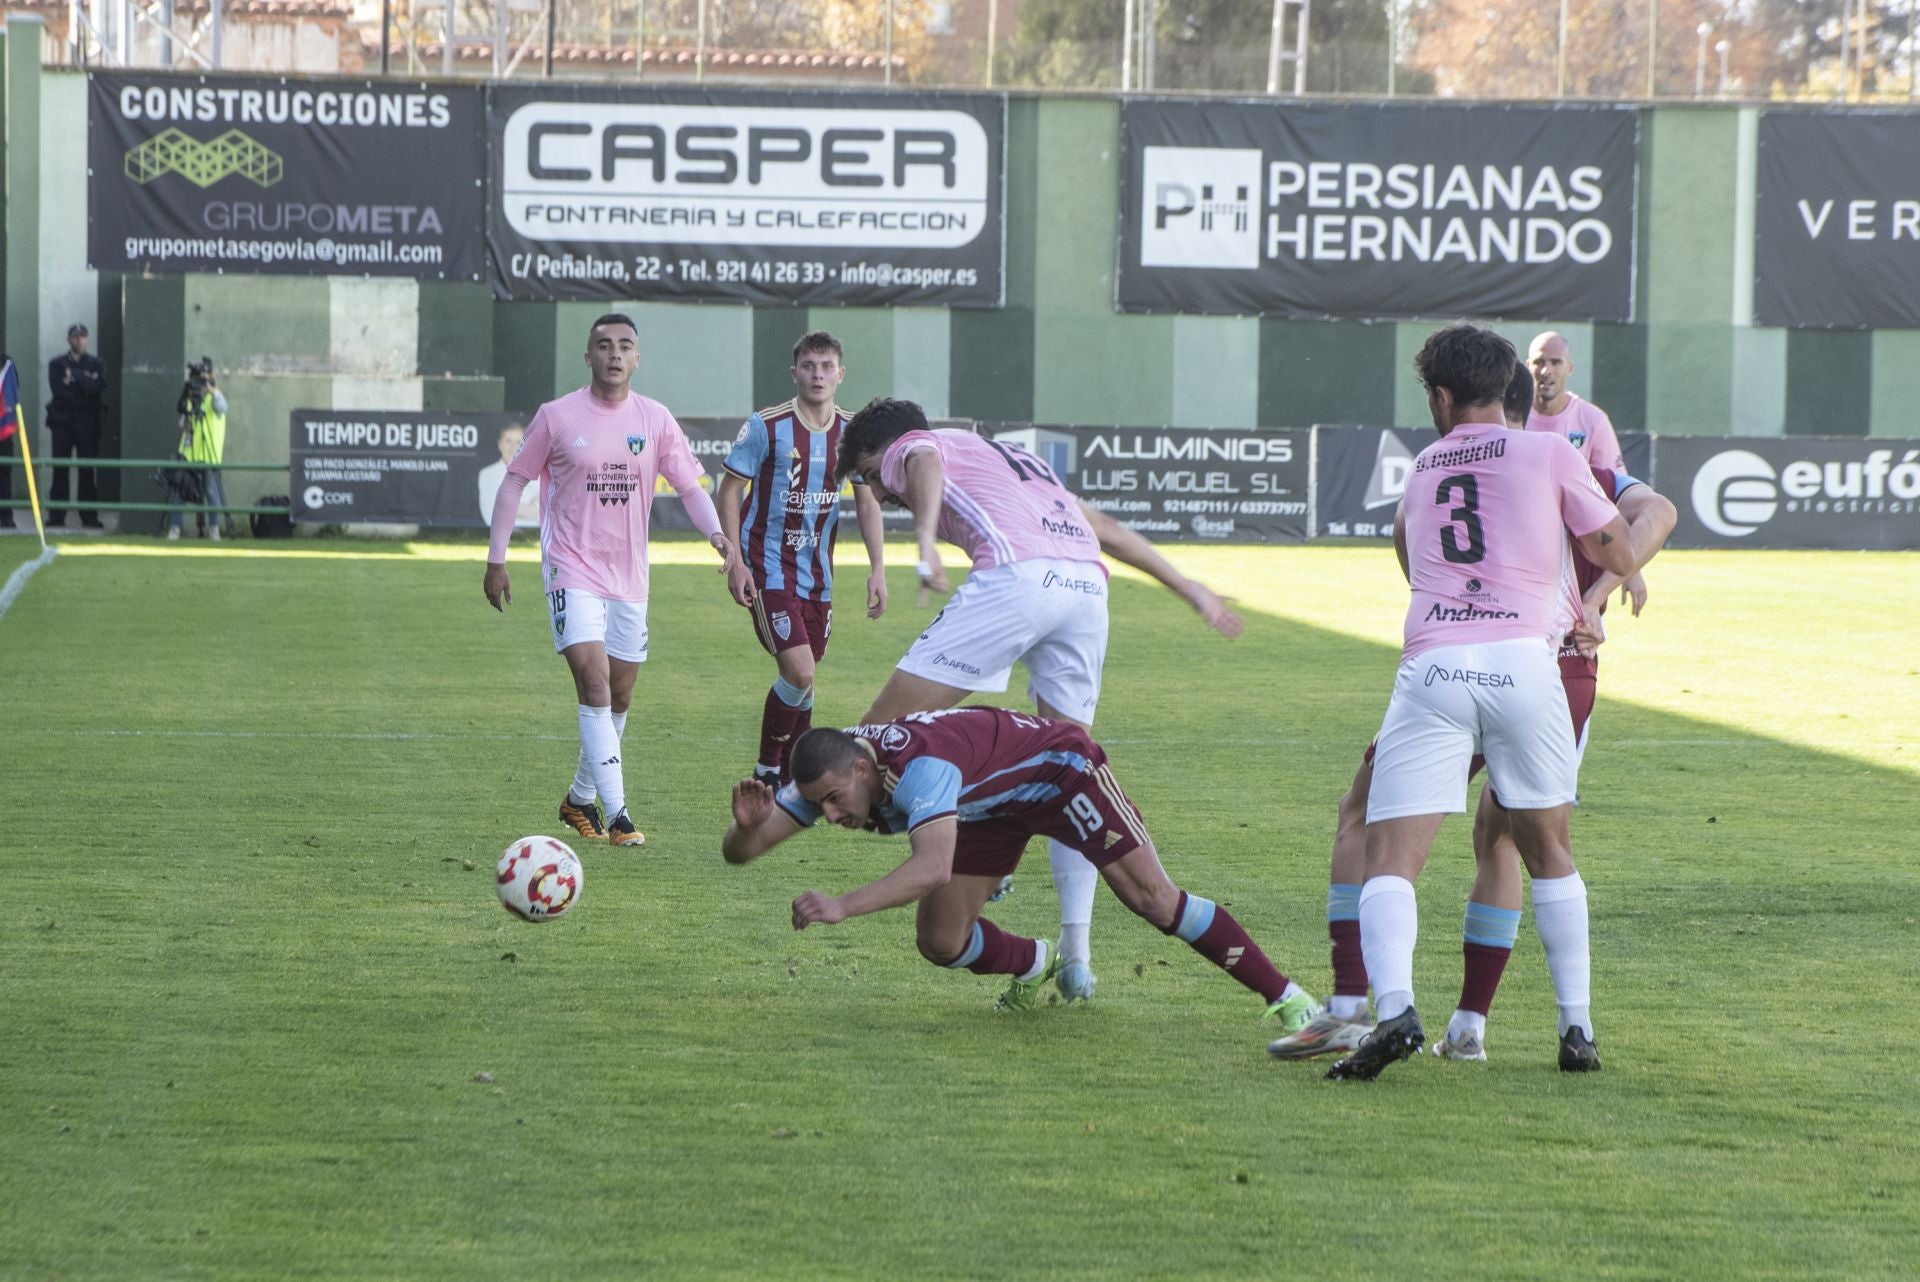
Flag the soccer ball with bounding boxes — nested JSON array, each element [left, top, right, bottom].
[[495, 836, 583, 922]]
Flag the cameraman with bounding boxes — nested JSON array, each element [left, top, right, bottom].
[[47, 323, 108, 530], [166, 359, 228, 541]]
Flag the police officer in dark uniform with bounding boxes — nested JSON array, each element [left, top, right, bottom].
[[47, 322, 109, 529]]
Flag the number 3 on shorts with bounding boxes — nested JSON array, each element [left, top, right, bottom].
[[1066, 793, 1104, 842]]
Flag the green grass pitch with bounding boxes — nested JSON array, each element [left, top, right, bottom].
[[2, 537, 1916, 1279]]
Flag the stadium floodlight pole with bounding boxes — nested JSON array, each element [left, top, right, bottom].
[[1716, 37, 1729, 95], [635, 0, 645, 79], [1555, 0, 1568, 96], [1268, 0, 1283, 94], [544, 0, 556, 76], [1645, 0, 1655, 97], [210, 0, 222, 68], [492, 0, 506, 75], [1143, 0, 1157, 89], [1387, 0, 1397, 95], [985, 0, 996, 86], [885, 0, 894, 85], [696, 0, 706, 81], [1121, 0, 1135, 91], [442, 0, 454, 76], [1694, 21, 1709, 97], [380, 0, 391, 73]]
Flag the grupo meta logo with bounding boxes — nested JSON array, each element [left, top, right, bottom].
[[499, 101, 992, 248], [1690, 446, 1920, 538], [1139, 146, 1261, 269], [126, 129, 284, 188]]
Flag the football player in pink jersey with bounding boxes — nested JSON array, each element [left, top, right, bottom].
[[483, 313, 736, 849], [1271, 365, 1675, 1067], [721, 707, 1316, 1021], [1325, 324, 1639, 1081], [823, 399, 1295, 1023]]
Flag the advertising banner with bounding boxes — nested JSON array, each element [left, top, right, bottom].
[[1655, 435, 1920, 549], [988, 425, 1311, 542], [487, 85, 1005, 306], [1754, 112, 1920, 329], [1118, 101, 1639, 321], [292, 410, 535, 526], [89, 73, 484, 280]]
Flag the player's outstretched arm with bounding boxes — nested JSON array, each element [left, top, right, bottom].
[[1584, 484, 1677, 618], [1077, 500, 1243, 636], [854, 482, 889, 619], [715, 473, 755, 607], [792, 818, 957, 929], [903, 449, 950, 594], [722, 778, 804, 865]]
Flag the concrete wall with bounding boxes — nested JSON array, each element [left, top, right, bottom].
[[7, 60, 1916, 534]]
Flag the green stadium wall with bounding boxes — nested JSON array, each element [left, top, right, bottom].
[[8, 52, 1915, 529]]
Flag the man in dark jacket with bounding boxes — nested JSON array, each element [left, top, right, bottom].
[[47, 323, 108, 529]]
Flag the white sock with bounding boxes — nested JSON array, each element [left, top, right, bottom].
[[568, 746, 596, 806], [1532, 871, 1592, 1038], [1048, 839, 1098, 966], [1329, 995, 1371, 1022], [613, 709, 628, 739], [578, 704, 624, 819], [1359, 876, 1418, 1022], [1447, 1009, 1488, 1042], [1015, 938, 1051, 984]]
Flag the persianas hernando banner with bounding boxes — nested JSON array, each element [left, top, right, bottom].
[[1118, 100, 1639, 321], [89, 73, 485, 280], [487, 85, 1005, 306]]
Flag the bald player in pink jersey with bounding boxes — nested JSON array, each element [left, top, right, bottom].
[[1326, 323, 1638, 1083], [825, 399, 1294, 1023], [484, 312, 736, 849]]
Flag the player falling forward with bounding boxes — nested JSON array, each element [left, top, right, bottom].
[[721, 707, 1319, 1026], [715, 331, 887, 787], [832, 399, 1250, 1013], [484, 312, 736, 848], [1323, 323, 1638, 1081], [1270, 364, 1675, 1066]]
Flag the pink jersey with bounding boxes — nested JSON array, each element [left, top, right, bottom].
[[878, 429, 1102, 573], [486, 387, 722, 603], [1526, 393, 1624, 471], [1399, 424, 1620, 661]]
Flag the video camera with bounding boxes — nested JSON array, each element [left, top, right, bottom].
[[179, 357, 216, 417]]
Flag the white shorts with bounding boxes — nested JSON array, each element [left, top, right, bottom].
[[546, 587, 650, 662], [1367, 637, 1577, 822], [897, 558, 1109, 721]]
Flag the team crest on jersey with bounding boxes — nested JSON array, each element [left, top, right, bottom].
[[771, 610, 792, 641], [626, 434, 647, 456], [879, 725, 911, 752], [1569, 429, 1588, 448]]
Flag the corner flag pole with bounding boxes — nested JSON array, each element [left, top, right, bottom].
[[0, 359, 45, 550]]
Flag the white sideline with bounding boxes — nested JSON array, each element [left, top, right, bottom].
[[0, 545, 58, 620]]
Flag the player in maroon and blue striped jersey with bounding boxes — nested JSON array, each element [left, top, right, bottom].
[[716, 332, 887, 787], [720, 707, 1319, 1025]]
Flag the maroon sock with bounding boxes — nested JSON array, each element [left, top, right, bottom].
[[1458, 942, 1512, 1016], [758, 686, 806, 773], [947, 917, 1039, 977], [785, 705, 813, 779], [1161, 891, 1291, 1004], [1330, 919, 1369, 998]]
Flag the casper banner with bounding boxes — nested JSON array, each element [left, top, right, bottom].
[[1118, 101, 1639, 321], [988, 425, 1311, 542], [1754, 113, 1920, 329], [293, 410, 538, 526], [1655, 435, 1920, 550], [487, 85, 1005, 306], [89, 73, 484, 279]]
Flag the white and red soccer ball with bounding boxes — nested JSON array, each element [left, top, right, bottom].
[[495, 836, 583, 922]]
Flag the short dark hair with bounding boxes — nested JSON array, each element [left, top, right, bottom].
[[1503, 362, 1534, 426], [793, 331, 843, 364], [589, 313, 637, 337], [790, 728, 866, 786], [835, 397, 928, 485], [1413, 323, 1517, 410]]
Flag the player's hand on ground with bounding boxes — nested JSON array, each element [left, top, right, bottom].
[[1185, 581, 1244, 638], [732, 777, 775, 829], [791, 890, 847, 930], [727, 556, 756, 608], [1621, 572, 1649, 616], [483, 563, 511, 612], [866, 570, 888, 619]]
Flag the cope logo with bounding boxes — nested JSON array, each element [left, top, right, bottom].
[[302, 484, 351, 509], [1139, 146, 1261, 270], [1690, 450, 1778, 538]]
